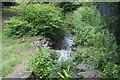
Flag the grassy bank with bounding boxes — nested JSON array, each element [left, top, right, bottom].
[[1, 36, 38, 77]]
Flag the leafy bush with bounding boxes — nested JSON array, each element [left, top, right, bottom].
[[4, 17, 33, 38], [49, 59, 81, 78], [74, 47, 106, 66], [26, 48, 82, 78], [58, 2, 95, 13], [73, 47, 120, 78], [58, 2, 82, 13], [103, 62, 120, 78], [70, 6, 120, 78], [4, 3, 65, 38], [69, 6, 118, 51], [64, 13, 74, 33], [73, 26, 117, 51], [25, 48, 59, 78], [72, 6, 103, 27]]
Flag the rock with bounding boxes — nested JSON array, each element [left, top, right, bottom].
[[76, 45, 87, 51], [20, 43, 26, 46], [15, 46, 21, 51], [30, 41, 41, 47], [15, 36, 43, 42], [15, 43, 26, 51], [21, 58, 29, 64], [29, 38, 52, 48], [78, 70, 101, 78], [77, 63, 93, 71], [2, 72, 34, 80], [77, 63, 101, 78], [25, 48, 37, 55], [12, 64, 27, 74]]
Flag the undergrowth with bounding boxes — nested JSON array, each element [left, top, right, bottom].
[[2, 2, 120, 79], [67, 5, 120, 78]]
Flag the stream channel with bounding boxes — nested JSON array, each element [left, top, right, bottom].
[[55, 33, 74, 60]]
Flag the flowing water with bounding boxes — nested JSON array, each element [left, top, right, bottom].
[[56, 33, 74, 59]]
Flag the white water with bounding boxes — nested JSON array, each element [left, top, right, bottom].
[[56, 33, 74, 59]]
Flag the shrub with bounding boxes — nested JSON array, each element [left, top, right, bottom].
[[26, 48, 83, 78], [4, 17, 33, 38], [71, 6, 119, 78], [70, 6, 118, 52], [64, 13, 74, 33], [25, 48, 83, 78], [103, 62, 120, 78], [49, 59, 81, 78], [64, 4, 120, 79], [4, 3, 65, 38], [58, 2, 82, 13], [73, 47, 120, 78], [73, 26, 117, 51], [73, 47, 106, 66], [58, 2, 95, 13], [72, 6, 103, 27], [25, 48, 59, 78]]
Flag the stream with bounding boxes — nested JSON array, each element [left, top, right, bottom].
[[55, 33, 74, 59]]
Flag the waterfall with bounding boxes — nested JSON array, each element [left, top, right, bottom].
[[56, 33, 74, 59]]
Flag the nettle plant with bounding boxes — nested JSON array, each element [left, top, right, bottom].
[[49, 59, 81, 78], [4, 17, 33, 38], [70, 6, 119, 78], [4, 3, 65, 38], [70, 6, 117, 51], [25, 48, 59, 78], [73, 47, 120, 78]]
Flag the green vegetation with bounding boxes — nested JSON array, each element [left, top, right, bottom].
[[4, 3, 65, 38], [58, 2, 95, 13], [68, 5, 120, 78], [26, 48, 82, 78], [2, 2, 120, 79], [71, 6, 117, 51], [25, 48, 59, 78], [73, 47, 120, 78], [49, 59, 81, 78], [1, 36, 38, 77], [2, 8, 14, 12]]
